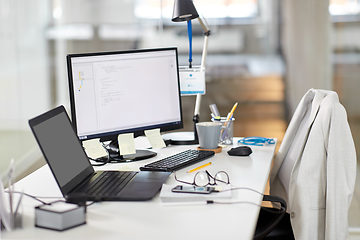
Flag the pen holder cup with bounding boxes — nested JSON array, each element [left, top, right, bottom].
[[1, 212, 22, 230], [212, 117, 235, 145]]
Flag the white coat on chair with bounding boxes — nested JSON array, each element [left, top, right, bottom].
[[270, 89, 357, 240]]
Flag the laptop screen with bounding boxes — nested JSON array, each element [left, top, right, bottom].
[[30, 107, 92, 189]]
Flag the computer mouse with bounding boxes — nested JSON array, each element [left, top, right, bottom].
[[227, 146, 252, 156]]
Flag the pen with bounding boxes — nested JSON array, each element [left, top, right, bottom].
[[188, 162, 212, 173]]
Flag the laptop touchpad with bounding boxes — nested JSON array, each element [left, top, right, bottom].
[[120, 182, 159, 200], [128, 182, 157, 191]]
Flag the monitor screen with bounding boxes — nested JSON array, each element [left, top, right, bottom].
[[66, 47, 183, 145]]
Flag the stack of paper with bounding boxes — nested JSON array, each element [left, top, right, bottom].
[[159, 184, 232, 205]]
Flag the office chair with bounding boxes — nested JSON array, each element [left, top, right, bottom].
[[254, 89, 357, 240], [253, 195, 288, 240]]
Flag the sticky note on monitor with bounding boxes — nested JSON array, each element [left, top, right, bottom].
[[82, 139, 107, 159], [145, 128, 166, 148], [118, 133, 136, 155]]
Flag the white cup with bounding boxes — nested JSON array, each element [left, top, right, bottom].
[[196, 122, 222, 149]]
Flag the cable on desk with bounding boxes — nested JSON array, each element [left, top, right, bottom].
[[208, 202, 284, 214], [89, 156, 111, 166], [6, 190, 96, 207], [206, 187, 266, 207], [207, 187, 284, 211], [89, 142, 112, 166], [221, 187, 264, 196], [207, 200, 262, 208], [85, 201, 96, 207], [5, 190, 61, 205]]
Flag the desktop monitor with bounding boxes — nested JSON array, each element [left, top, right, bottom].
[[66, 47, 183, 162]]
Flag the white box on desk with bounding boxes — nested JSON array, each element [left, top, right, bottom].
[[35, 201, 86, 231]]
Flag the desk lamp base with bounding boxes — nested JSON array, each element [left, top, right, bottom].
[[163, 114, 199, 145]]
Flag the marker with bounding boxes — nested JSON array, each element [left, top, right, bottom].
[[209, 104, 220, 117], [188, 162, 212, 173]]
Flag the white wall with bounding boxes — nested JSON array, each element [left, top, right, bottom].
[[62, 0, 136, 25], [0, 0, 51, 130]]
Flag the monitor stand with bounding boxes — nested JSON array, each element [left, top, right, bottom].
[[99, 140, 157, 163]]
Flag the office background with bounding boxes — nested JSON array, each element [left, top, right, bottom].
[[0, 0, 359, 237]]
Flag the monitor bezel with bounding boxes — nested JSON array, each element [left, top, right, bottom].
[[66, 47, 184, 143]]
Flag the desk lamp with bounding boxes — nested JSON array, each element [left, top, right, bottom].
[[165, 0, 211, 145]]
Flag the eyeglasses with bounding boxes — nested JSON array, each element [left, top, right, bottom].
[[238, 137, 275, 146], [174, 170, 230, 187]]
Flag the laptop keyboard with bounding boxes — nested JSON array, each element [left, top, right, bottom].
[[139, 149, 215, 172], [81, 171, 137, 197]]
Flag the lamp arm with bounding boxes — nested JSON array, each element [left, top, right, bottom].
[[196, 16, 210, 69], [201, 35, 209, 69], [193, 15, 210, 117], [197, 16, 210, 34]]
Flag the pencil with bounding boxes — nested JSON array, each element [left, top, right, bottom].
[[220, 102, 238, 141], [188, 162, 212, 173], [225, 102, 238, 122]]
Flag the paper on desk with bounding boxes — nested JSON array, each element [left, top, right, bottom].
[[159, 184, 232, 205], [118, 133, 136, 155], [82, 138, 107, 159], [145, 128, 166, 148]]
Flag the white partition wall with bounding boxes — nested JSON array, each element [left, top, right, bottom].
[[0, 0, 51, 130], [0, 0, 51, 183]]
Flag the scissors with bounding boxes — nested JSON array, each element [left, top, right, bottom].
[[238, 137, 275, 146]]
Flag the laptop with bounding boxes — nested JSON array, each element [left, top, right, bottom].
[[29, 105, 170, 201]]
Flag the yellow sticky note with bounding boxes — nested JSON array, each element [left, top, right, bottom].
[[82, 139, 107, 159], [118, 133, 136, 155], [145, 128, 166, 148]]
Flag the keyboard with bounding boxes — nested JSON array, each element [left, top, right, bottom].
[[139, 149, 215, 172], [79, 171, 137, 197]]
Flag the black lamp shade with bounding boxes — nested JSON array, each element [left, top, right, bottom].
[[172, 0, 199, 22]]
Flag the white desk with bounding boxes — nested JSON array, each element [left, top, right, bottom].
[[2, 137, 276, 240]]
